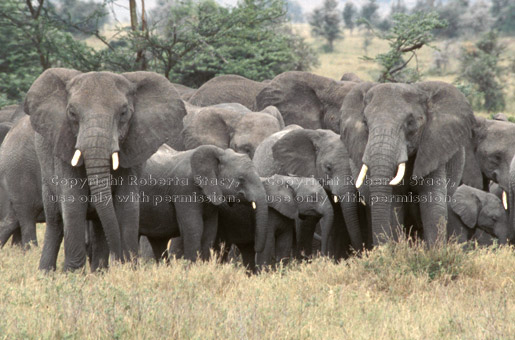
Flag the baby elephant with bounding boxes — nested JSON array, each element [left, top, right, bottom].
[[449, 185, 513, 245], [138, 144, 268, 262], [217, 174, 334, 271]]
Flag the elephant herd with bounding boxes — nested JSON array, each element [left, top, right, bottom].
[[0, 68, 513, 273]]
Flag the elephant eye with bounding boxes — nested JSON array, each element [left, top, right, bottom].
[[324, 163, 332, 173], [68, 108, 78, 121]]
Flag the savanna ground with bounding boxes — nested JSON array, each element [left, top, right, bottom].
[[0, 226, 513, 339], [1, 25, 514, 340]]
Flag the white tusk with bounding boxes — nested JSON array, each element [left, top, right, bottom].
[[356, 164, 368, 189], [389, 163, 406, 186], [112, 152, 119, 171], [359, 197, 366, 206], [251, 201, 256, 210], [502, 191, 508, 210], [333, 195, 338, 203], [71, 149, 81, 167]]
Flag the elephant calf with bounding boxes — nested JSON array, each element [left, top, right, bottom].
[[449, 185, 513, 245], [138, 144, 268, 262], [216, 174, 334, 271]]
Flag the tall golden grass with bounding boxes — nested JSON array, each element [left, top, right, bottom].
[[0, 226, 513, 339]]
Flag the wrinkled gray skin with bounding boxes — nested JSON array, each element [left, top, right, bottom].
[[171, 83, 196, 101], [26, 68, 186, 271], [0, 117, 44, 248], [340, 73, 362, 82], [508, 155, 515, 241], [253, 127, 363, 257], [449, 185, 512, 244], [182, 103, 284, 159], [463, 117, 515, 196], [188, 75, 266, 109], [0, 104, 26, 124], [255, 71, 358, 132], [216, 174, 333, 271], [138, 145, 268, 262], [341, 82, 475, 246]]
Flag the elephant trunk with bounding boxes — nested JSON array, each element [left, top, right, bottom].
[[318, 195, 334, 255], [365, 130, 401, 245], [331, 174, 363, 252], [252, 192, 269, 253], [79, 123, 122, 261]]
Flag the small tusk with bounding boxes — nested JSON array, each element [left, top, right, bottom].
[[333, 195, 338, 203], [502, 191, 508, 210], [251, 201, 256, 210], [112, 152, 119, 171], [71, 149, 81, 167], [389, 163, 406, 186], [359, 197, 366, 206], [356, 164, 368, 189]]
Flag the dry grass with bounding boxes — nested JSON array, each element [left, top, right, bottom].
[[290, 24, 515, 117], [0, 225, 513, 339]]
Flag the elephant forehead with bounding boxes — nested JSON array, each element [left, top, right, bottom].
[[67, 73, 132, 104]]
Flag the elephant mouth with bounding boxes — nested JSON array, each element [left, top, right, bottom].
[[355, 162, 406, 188]]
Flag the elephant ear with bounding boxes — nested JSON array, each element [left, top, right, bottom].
[[181, 108, 241, 150], [260, 106, 285, 129], [272, 129, 318, 177], [255, 74, 324, 128], [262, 175, 298, 220], [120, 72, 187, 167], [24, 68, 82, 163], [451, 185, 480, 229], [340, 82, 377, 167], [413, 81, 475, 178], [191, 146, 224, 205]]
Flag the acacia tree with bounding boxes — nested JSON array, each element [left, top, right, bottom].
[[309, 0, 342, 52], [342, 2, 356, 34], [458, 31, 506, 112], [362, 11, 447, 83]]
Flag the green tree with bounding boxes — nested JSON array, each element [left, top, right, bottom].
[[359, 0, 379, 28], [285, 0, 303, 23], [342, 2, 356, 33], [109, 0, 318, 86], [362, 11, 447, 83], [309, 0, 342, 52], [0, 0, 101, 104], [52, 0, 109, 37], [458, 31, 506, 112], [491, 0, 515, 34]]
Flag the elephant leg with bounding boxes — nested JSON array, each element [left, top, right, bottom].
[[296, 216, 318, 258], [0, 207, 20, 247], [89, 219, 109, 272], [14, 205, 39, 248], [38, 189, 63, 271], [138, 235, 155, 260], [417, 165, 449, 246], [200, 206, 218, 261], [176, 203, 203, 262], [275, 229, 293, 264], [237, 243, 256, 272], [10, 228, 22, 246], [332, 208, 350, 260], [61, 200, 88, 271], [114, 173, 140, 262]]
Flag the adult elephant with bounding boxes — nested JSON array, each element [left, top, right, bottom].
[[25, 68, 186, 271], [340, 73, 362, 82], [254, 71, 358, 132], [253, 127, 363, 255], [0, 117, 43, 248], [450, 184, 512, 244], [188, 75, 266, 109], [217, 174, 333, 271], [463, 117, 515, 205], [0, 104, 25, 124], [340, 81, 475, 246], [138, 144, 268, 262], [171, 83, 196, 101], [182, 104, 284, 158]]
